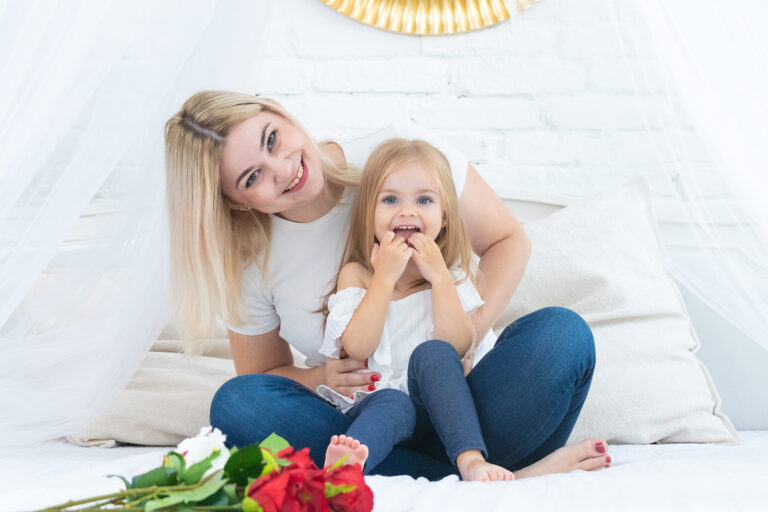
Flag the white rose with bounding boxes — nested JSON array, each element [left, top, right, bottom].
[[176, 426, 230, 475]]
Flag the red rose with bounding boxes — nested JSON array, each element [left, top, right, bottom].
[[247, 469, 291, 512], [276, 447, 318, 470], [281, 466, 329, 512], [324, 464, 373, 512]]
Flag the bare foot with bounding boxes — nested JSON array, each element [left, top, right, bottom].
[[324, 434, 369, 469], [514, 438, 611, 479], [456, 450, 515, 482]]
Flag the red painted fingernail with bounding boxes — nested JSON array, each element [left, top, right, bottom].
[[368, 384, 376, 391], [371, 374, 380, 382], [596, 442, 605, 453], [606, 456, 611, 464]]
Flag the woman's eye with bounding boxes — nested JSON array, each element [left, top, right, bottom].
[[245, 170, 260, 188], [267, 130, 276, 150], [382, 196, 397, 204], [417, 196, 433, 205]]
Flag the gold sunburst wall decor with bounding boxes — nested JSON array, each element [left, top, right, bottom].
[[319, 0, 542, 36]]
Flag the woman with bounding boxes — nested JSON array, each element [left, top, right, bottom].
[[165, 90, 609, 480]]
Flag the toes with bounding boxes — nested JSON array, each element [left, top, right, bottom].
[[577, 455, 610, 471], [330, 435, 339, 445], [579, 438, 609, 458], [350, 439, 360, 449], [338, 434, 347, 444]]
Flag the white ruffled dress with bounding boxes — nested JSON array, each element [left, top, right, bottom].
[[316, 273, 497, 412]]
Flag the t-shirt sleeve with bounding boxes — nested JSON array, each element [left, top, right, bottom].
[[226, 264, 280, 335], [319, 287, 367, 358], [341, 121, 469, 196]]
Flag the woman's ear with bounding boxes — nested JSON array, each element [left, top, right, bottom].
[[225, 197, 250, 211]]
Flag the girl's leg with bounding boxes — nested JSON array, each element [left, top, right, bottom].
[[209, 373, 455, 479], [466, 307, 599, 471], [407, 339, 487, 466], [339, 388, 416, 474]]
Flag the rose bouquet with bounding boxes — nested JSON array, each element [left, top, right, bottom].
[[36, 427, 373, 512]]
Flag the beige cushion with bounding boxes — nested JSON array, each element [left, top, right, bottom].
[[493, 179, 738, 444]]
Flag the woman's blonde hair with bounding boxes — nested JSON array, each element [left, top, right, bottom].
[[165, 90, 357, 354], [321, 138, 474, 316]]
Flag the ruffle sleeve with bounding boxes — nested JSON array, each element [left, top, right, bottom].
[[319, 287, 367, 358], [456, 278, 485, 314]]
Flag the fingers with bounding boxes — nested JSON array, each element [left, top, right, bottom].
[[381, 231, 395, 244], [370, 243, 379, 260]]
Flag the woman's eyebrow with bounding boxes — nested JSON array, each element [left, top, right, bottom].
[[235, 123, 270, 189]]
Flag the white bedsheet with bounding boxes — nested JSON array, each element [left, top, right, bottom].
[[3, 432, 767, 511]]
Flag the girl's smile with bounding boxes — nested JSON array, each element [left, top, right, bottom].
[[374, 162, 444, 246]]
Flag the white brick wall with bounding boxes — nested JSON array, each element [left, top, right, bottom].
[[241, 0, 716, 204]]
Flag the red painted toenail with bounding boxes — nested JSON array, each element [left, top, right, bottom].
[[371, 374, 380, 382], [348, 395, 353, 399], [606, 464, 611, 468], [368, 384, 376, 391], [606, 456, 611, 463], [364, 360, 369, 368], [595, 442, 605, 453]]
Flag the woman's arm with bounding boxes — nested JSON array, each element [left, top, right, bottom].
[[228, 327, 374, 395], [337, 262, 392, 361], [460, 164, 531, 338], [228, 328, 324, 389]]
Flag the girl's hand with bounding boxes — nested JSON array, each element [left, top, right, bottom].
[[408, 233, 452, 284], [370, 231, 413, 284], [323, 348, 380, 397]]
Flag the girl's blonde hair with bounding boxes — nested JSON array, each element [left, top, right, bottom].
[[165, 90, 358, 354], [322, 138, 474, 316]]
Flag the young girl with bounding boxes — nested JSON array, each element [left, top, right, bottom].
[[317, 139, 516, 482]]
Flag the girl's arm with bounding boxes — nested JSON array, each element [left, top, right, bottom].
[[338, 232, 412, 360], [459, 164, 531, 338], [337, 262, 394, 361], [430, 275, 475, 357], [409, 233, 474, 356]]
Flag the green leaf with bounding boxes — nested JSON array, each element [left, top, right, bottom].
[[259, 433, 289, 454], [163, 451, 187, 473], [224, 483, 239, 503], [224, 445, 264, 486], [106, 474, 132, 490], [131, 466, 177, 489], [242, 496, 264, 512], [144, 471, 226, 512], [198, 487, 230, 507], [182, 449, 221, 485], [326, 453, 349, 471], [325, 481, 356, 498]]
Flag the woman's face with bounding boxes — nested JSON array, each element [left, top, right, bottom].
[[374, 162, 444, 245], [219, 112, 326, 220]]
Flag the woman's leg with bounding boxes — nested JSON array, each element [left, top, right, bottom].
[[342, 389, 416, 474], [209, 373, 455, 479], [466, 306, 597, 471], [407, 339, 487, 467]]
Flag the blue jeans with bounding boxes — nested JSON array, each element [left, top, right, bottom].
[[210, 307, 595, 480]]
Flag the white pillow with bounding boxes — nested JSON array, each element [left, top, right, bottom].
[[494, 179, 738, 444]]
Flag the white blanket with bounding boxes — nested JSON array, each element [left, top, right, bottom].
[[3, 432, 767, 511]]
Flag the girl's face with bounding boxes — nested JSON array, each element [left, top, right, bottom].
[[219, 112, 326, 220], [374, 162, 444, 245]]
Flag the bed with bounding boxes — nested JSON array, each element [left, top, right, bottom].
[[3, 432, 768, 511], [4, 182, 766, 512]]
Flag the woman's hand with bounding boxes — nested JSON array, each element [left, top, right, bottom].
[[408, 233, 452, 285], [370, 231, 412, 284], [323, 348, 380, 397]]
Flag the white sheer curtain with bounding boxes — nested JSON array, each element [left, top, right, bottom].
[[610, 0, 768, 351], [0, 0, 271, 446]]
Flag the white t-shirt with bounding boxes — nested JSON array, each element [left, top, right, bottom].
[[228, 122, 470, 367], [315, 271, 497, 412]]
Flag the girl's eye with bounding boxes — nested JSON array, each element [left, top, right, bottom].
[[245, 169, 260, 188], [267, 130, 276, 150], [382, 196, 397, 204], [417, 196, 433, 205]]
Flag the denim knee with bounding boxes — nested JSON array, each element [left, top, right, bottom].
[[409, 339, 457, 369], [210, 373, 292, 432]]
